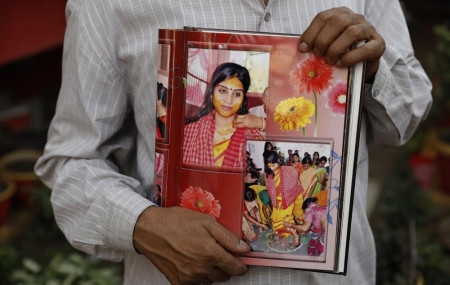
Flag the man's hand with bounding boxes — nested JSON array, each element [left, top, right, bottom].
[[133, 206, 250, 285], [298, 7, 386, 80]]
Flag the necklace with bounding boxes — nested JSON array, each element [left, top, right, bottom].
[[214, 126, 235, 145], [216, 126, 235, 135]]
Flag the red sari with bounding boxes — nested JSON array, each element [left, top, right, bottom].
[[183, 112, 263, 169]]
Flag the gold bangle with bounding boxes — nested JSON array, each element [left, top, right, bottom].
[[259, 117, 265, 132]]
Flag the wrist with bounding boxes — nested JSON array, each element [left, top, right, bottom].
[[133, 205, 158, 254], [259, 117, 266, 132]]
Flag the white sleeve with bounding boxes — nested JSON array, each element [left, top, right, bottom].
[[34, 1, 154, 261], [363, 0, 432, 145]]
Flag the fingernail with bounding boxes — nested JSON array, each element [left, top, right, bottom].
[[298, 42, 309, 53], [239, 240, 250, 251]]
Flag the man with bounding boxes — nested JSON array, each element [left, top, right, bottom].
[[35, 0, 432, 284]]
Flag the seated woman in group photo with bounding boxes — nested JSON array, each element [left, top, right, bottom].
[[183, 62, 263, 170]]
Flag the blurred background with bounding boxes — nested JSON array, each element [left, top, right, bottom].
[[0, 1, 449, 284]]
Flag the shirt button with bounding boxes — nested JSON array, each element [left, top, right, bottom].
[[373, 89, 380, 98], [264, 12, 271, 22]]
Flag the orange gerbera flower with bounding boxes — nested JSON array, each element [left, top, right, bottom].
[[180, 186, 221, 219], [290, 56, 334, 95]]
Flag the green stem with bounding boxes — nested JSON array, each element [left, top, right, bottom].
[[314, 91, 318, 137], [302, 127, 306, 136]]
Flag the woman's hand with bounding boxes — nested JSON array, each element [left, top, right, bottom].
[[258, 223, 269, 230], [298, 7, 386, 80], [233, 114, 264, 130]]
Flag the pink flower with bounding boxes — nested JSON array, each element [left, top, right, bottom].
[[180, 186, 221, 219], [290, 56, 334, 95], [325, 81, 347, 116]]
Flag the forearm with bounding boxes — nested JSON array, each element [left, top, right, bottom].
[[34, 2, 155, 260], [243, 211, 262, 226], [37, 153, 153, 261]]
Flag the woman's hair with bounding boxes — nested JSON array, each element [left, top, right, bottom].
[[264, 150, 282, 178], [302, 156, 313, 165], [313, 152, 320, 164], [244, 188, 257, 202], [264, 141, 273, 152], [154, 184, 161, 193], [319, 156, 328, 164], [157, 82, 168, 107], [186, 62, 250, 124], [302, 197, 317, 210]]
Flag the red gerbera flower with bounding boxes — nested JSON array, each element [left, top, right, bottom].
[[290, 56, 334, 95], [180, 186, 221, 219], [325, 81, 347, 116]]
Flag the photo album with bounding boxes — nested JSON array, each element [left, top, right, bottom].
[[154, 27, 365, 274]]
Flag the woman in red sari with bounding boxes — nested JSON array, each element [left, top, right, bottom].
[[264, 151, 303, 246], [183, 63, 263, 169]]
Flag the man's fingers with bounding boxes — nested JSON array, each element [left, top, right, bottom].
[[211, 242, 248, 276], [324, 23, 377, 64], [204, 221, 249, 275], [311, 11, 365, 58], [298, 12, 328, 52], [177, 262, 230, 284], [207, 219, 250, 253], [299, 7, 353, 52], [338, 39, 385, 67]]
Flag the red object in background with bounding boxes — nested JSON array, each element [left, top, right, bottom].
[[14, 180, 41, 207], [0, 0, 66, 66], [432, 128, 450, 195], [437, 154, 450, 195], [0, 105, 32, 133], [0, 150, 42, 207], [409, 153, 435, 191], [0, 198, 12, 225]]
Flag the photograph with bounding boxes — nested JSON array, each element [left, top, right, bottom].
[[242, 140, 332, 261], [156, 44, 171, 142], [182, 48, 270, 171], [154, 151, 166, 206]]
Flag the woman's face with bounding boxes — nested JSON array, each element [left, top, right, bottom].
[[302, 163, 311, 171], [293, 156, 299, 163], [212, 76, 244, 118], [313, 153, 319, 159], [266, 144, 272, 151]]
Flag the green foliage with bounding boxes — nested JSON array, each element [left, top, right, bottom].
[[0, 246, 23, 284], [0, 186, 123, 284], [373, 25, 450, 281], [372, 153, 436, 284], [405, 25, 450, 154], [26, 187, 66, 243], [425, 25, 450, 125], [9, 253, 122, 285]]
